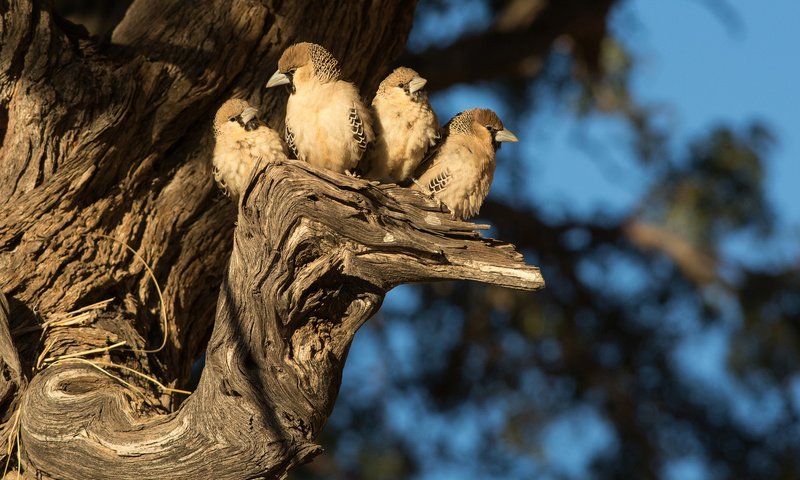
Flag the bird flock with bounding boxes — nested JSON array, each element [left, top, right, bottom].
[[212, 42, 518, 221]]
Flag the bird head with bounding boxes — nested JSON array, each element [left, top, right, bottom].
[[376, 67, 428, 103], [449, 108, 519, 151], [266, 42, 342, 94], [213, 99, 261, 137]]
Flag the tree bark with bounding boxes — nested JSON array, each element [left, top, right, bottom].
[[0, 1, 543, 477]]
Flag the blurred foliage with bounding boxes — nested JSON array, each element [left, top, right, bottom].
[[52, 0, 799, 478]]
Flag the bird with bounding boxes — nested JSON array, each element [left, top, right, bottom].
[[212, 98, 287, 198], [265, 42, 373, 175], [362, 67, 440, 183], [412, 108, 518, 220]]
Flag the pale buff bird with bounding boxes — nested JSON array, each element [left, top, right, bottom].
[[265, 42, 373, 175], [212, 99, 287, 198], [363, 67, 440, 183], [412, 108, 518, 220]]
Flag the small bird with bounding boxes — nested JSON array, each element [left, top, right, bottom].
[[212, 98, 287, 198], [363, 67, 440, 183], [412, 108, 518, 220], [265, 42, 373, 175]]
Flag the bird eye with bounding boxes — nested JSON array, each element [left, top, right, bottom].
[[398, 82, 406, 88], [486, 125, 496, 132], [229, 116, 237, 122]]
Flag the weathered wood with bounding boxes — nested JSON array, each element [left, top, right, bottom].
[[0, 291, 26, 458], [18, 160, 541, 478]]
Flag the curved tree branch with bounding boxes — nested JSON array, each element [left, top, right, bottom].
[[20, 161, 541, 478]]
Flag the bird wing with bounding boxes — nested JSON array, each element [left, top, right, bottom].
[[349, 105, 369, 157], [285, 124, 300, 159], [414, 135, 453, 195], [426, 165, 452, 193], [413, 125, 448, 179]]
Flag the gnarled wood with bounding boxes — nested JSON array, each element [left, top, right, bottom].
[[0, 292, 26, 455], [19, 161, 541, 478]]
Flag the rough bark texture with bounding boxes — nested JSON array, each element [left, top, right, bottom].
[[0, 1, 543, 478]]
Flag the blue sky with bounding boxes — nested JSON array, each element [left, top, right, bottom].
[[630, 0, 800, 227], [523, 0, 800, 235]]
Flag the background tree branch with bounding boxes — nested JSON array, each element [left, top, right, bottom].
[[404, 0, 617, 92]]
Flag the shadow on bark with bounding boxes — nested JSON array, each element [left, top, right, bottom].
[[5, 159, 542, 478]]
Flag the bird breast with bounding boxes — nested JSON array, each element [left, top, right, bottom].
[[371, 93, 438, 181], [424, 133, 496, 220], [286, 80, 371, 173], [213, 127, 285, 197]]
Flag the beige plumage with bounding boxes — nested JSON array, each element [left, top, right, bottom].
[[266, 42, 373, 174], [363, 67, 439, 183], [212, 99, 287, 198], [412, 108, 518, 220]]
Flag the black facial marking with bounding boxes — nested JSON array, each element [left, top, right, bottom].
[[234, 115, 259, 131], [285, 71, 296, 94], [244, 118, 260, 131]]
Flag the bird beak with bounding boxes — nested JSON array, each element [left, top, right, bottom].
[[240, 106, 258, 124], [266, 70, 290, 88], [408, 76, 427, 94], [494, 129, 519, 143], [240, 106, 260, 131]]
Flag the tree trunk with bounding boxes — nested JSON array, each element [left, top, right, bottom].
[[0, 1, 543, 478]]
